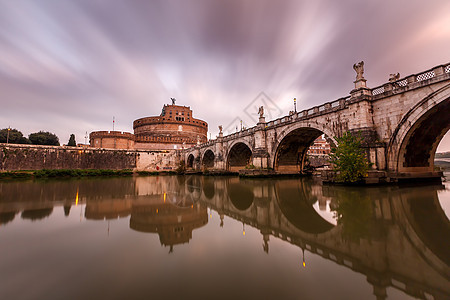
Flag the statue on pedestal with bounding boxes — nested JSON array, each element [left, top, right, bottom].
[[258, 106, 264, 118], [353, 61, 365, 80], [389, 73, 400, 82]]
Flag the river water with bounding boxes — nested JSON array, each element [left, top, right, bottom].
[[0, 175, 449, 300]]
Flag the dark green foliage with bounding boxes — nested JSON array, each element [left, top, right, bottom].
[[329, 132, 370, 183], [137, 171, 160, 176], [176, 160, 186, 174], [67, 134, 76, 146], [29, 131, 60, 146], [0, 171, 34, 179], [0, 128, 30, 144], [34, 169, 133, 178], [137, 171, 176, 176]]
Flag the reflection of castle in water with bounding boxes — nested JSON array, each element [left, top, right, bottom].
[[81, 179, 208, 250], [0, 177, 449, 299], [129, 195, 207, 250]]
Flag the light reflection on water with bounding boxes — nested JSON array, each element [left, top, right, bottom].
[[0, 176, 449, 300]]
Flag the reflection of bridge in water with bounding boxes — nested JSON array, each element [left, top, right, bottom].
[[185, 176, 450, 300], [0, 177, 448, 299]]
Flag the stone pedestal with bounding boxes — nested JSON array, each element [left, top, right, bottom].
[[350, 78, 372, 100]]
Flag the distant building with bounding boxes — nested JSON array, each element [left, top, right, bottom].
[[307, 136, 331, 155], [89, 101, 208, 150]]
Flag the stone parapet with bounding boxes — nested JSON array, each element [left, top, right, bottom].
[[0, 143, 179, 172], [90, 131, 134, 139]]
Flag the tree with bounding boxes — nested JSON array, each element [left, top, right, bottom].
[[67, 134, 76, 146], [329, 131, 370, 183], [0, 128, 30, 144], [29, 131, 60, 146]]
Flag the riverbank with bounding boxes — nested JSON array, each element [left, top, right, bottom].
[[0, 169, 178, 180], [1, 168, 446, 186]]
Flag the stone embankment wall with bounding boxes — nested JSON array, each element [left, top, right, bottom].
[[307, 155, 330, 168], [0, 144, 178, 171]]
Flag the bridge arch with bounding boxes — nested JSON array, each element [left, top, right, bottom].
[[202, 177, 215, 200], [227, 181, 254, 211], [387, 84, 450, 173], [202, 149, 215, 169], [274, 179, 334, 234], [226, 141, 253, 171], [186, 154, 195, 169], [273, 123, 336, 173]]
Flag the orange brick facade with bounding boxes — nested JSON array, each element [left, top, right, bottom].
[[89, 103, 207, 150], [133, 104, 207, 150], [307, 136, 331, 155]]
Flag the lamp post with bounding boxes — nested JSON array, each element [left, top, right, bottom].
[[294, 98, 297, 113], [302, 247, 306, 268], [6, 127, 11, 144]]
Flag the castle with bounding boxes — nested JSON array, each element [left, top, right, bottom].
[[89, 100, 208, 150]]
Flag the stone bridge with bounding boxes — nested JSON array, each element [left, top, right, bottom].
[[183, 62, 450, 180]]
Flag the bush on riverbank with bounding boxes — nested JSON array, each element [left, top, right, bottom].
[[34, 169, 133, 178], [329, 131, 371, 183], [0, 171, 33, 179], [136, 171, 177, 176]]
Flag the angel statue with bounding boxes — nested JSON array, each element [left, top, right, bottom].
[[258, 106, 264, 118], [218, 125, 223, 133], [353, 61, 365, 80], [389, 73, 400, 82]]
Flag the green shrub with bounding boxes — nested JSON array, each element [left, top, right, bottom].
[[329, 131, 371, 183]]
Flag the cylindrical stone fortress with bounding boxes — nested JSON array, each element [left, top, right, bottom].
[[89, 131, 134, 149], [133, 104, 208, 150]]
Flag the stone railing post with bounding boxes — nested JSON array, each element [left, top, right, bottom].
[[406, 75, 416, 85], [383, 83, 393, 92], [433, 65, 445, 77]]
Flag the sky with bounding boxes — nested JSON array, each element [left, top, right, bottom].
[[1, 0, 449, 151]]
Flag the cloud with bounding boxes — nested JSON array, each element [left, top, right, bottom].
[[0, 0, 449, 148]]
